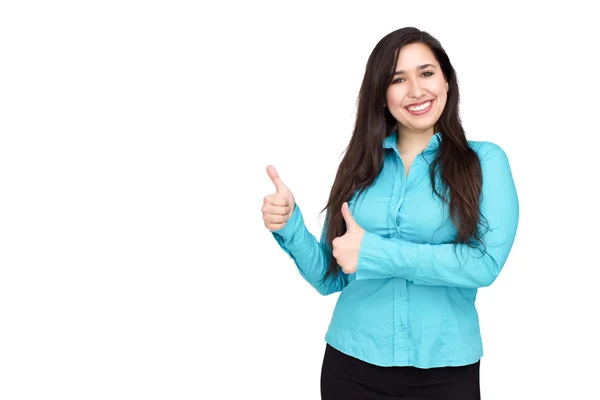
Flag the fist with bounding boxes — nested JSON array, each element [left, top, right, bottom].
[[332, 202, 364, 274], [262, 165, 296, 231]]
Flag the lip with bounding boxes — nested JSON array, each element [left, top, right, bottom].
[[404, 99, 434, 115]]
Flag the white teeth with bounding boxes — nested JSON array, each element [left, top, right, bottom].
[[407, 101, 431, 111]]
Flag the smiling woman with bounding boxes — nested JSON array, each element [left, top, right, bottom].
[[387, 47, 448, 139], [261, 26, 519, 400]]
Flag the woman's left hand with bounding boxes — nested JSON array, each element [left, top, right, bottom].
[[332, 202, 365, 274]]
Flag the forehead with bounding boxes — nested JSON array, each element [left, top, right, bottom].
[[395, 43, 438, 69]]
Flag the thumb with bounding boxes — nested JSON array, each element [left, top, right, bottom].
[[341, 202, 358, 230], [266, 165, 287, 193]]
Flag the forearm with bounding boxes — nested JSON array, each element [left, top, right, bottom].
[[272, 205, 347, 295], [356, 232, 510, 288]]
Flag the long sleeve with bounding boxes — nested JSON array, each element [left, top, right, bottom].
[[355, 143, 519, 288], [271, 205, 348, 295]]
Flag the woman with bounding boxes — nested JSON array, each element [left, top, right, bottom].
[[261, 27, 519, 400]]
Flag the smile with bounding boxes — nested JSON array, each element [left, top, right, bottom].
[[405, 100, 433, 115]]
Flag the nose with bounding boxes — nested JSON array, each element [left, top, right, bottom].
[[408, 80, 425, 99]]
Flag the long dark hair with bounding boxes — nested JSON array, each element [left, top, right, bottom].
[[321, 27, 486, 282]]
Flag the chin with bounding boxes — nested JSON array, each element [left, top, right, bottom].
[[405, 119, 438, 133]]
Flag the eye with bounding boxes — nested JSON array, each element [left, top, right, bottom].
[[392, 77, 405, 84], [422, 71, 434, 77]]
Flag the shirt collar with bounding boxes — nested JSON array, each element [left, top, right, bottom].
[[383, 130, 442, 152]]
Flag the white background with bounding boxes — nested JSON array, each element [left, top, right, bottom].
[[1, 1, 598, 399]]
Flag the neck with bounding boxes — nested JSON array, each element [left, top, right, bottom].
[[396, 126, 435, 156]]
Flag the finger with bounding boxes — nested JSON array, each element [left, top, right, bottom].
[[266, 222, 286, 231], [341, 202, 358, 230], [262, 203, 291, 216], [266, 165, 287, 193], [264, 194, 289, 207], [264, 213, 289, 224]]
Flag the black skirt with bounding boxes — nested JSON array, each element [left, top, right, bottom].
[[320, 344, 480, 400]]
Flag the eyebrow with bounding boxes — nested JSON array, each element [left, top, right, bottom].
[[394, 63, 437, 75]]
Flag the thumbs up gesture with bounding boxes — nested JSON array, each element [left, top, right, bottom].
[[332, 202, 365, 274], [262, 165, 296, 231]]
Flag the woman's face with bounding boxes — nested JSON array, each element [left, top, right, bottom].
[[386, 43, 448, 136]]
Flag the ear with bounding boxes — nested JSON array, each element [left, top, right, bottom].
[[445, 81, 449, 92]]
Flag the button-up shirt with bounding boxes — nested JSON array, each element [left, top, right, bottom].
[[271, 131, 519, 368]]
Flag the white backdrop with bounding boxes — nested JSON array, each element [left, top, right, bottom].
[[1, 1, 598, 399]]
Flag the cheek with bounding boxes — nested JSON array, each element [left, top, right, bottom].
[[430, 80, 448, 100], [423, 81, 447, 108], [386, 88, 404, 107], [437, 89, 448, 108]]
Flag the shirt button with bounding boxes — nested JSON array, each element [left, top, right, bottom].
[[399, 325, 405, 331]]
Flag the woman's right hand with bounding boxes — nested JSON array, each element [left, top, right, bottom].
[[262, 165, 296, 231]]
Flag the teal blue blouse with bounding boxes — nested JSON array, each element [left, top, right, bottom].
[[271, 132, 519, 368]]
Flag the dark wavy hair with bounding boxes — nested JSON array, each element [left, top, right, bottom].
[[321, 27, 486, 282]]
